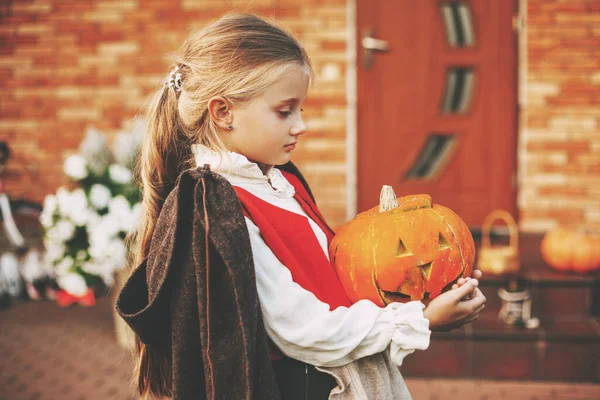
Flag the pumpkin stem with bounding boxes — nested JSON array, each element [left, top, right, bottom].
[[379, 185, 399, 212]]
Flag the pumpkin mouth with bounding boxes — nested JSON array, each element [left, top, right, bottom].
[[376, 285, 413, 305], [374, 270, 462, 306], [374, 260, 433, 305], [373, 274, 415, 305]]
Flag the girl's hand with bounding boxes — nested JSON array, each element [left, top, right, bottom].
[[423, 279, 486, 332]]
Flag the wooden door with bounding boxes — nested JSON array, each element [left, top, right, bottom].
[[357, 0, 518, 227]]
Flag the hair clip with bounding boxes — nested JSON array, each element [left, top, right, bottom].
[[165, 66, 183, 93]]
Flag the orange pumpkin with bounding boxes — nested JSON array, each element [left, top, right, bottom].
[[541, 228, 600, 273], [329, 187, 475, 307]]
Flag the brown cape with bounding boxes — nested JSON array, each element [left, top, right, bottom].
[[115, 162, 315, 400]]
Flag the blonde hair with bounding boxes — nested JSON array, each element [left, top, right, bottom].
[[128, 12, 314, 399]]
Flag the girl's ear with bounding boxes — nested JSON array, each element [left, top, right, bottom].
[[207, 96, 234, 130]]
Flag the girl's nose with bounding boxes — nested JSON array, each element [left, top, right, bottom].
[[291, 117, 307, 136]]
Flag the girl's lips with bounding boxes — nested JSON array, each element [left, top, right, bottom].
[[284, 142, 297, 150]]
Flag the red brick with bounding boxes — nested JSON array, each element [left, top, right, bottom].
[[76, 32, 125, 44], [540, 2, 588, 13], [521, 209, 585, 222], [547, 96, 600, 106], [529, 164, 600, 175], [538, 186, 589, 197], [528, 14, 555, 25], [1, 15, 38, 24], [321, 41, 346, 51], [526, 115, 551, 127], [53, 2, 95, 12]]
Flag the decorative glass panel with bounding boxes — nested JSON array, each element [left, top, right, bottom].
[[441, 2, 475, 48], [405, 134, 457, 179], [441, 67, 475, 114]]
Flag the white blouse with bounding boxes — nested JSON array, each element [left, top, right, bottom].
[[192, 144, 431, 368]]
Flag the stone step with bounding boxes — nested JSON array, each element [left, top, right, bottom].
[[402, 316, 600, 382]]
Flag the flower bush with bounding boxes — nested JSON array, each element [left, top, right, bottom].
[[40, 120, 144, 297]]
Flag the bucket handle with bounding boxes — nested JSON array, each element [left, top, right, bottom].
[[481, 210, 519, 251]]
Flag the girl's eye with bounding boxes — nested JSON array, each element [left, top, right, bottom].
[[279, 111, 292, 117]]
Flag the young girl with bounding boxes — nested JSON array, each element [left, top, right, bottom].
[[116, 13, 486, 400]]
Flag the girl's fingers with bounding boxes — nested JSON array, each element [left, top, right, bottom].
[[453, 271, 481, 291], [466, 289, 486, 309], [471, 287, 484, 299], [464, 313, 480, 324], [472, 302, 486, 315], [452, 281, 479, 303]]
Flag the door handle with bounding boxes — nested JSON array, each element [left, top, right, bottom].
[[362, 30, 389, 69]]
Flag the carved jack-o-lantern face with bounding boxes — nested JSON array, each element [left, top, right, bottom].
[[330, 191, 475, 306]]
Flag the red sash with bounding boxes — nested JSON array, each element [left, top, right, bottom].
[[234, 171, 351, 311]]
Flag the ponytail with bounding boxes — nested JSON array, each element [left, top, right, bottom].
[[128, 84, 192, 399]]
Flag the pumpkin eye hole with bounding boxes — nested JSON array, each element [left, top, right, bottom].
[[396, 239, 412, 257], [439, 233, 451, 250], [419, 261, 433, 279]]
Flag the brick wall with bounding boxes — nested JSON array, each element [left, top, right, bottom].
[[520, 0, 600, 231], [0, 0, 349, 227], [2, 0, 599, 232]]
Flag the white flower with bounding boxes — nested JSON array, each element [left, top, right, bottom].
[[108, 164, 133, 184], [106, 239, 127, 267], [109, 195, 131, 218], [68, 188, 89, 226], [88, 213, 120, 259], [79, 126, 113, 176], [120, 214, 134, 233], [108, 196, 138, 233], [43, 194, 57, 214], [88, 235, 110, 259], [57, 272, 88, 296], [43, 238, 66, 264], [40, 195, 57, 228], [55, 256, 74, 275], [81, 261, 96, 275], [53, 187, 89, 225], [63, 154, 88, 181], [48, 219, 75, 242], [99, 213, 121, 237], [102, 271, 115, 287], [82, 261, 115, 287], [40, 213, 53, 229], [89, 184, 111, 209], [85, 210, 101, 232], [56, 187, 72, 218], [76, 250, 88, 261]]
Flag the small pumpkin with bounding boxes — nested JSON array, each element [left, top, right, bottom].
[[541, 228, 600, 273], [329, 186, 475, 307]]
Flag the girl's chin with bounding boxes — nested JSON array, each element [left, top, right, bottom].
[[276, 154, 292, 165], [252, 154, 291, 169], [268, 154, 292, 166]]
